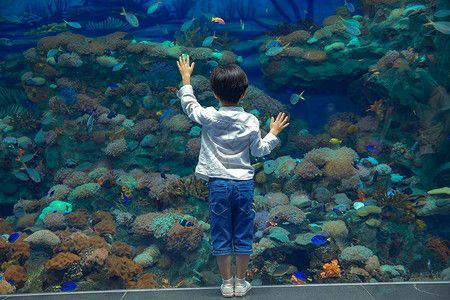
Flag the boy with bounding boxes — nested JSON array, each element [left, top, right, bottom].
[[176, 55, 289, 297]]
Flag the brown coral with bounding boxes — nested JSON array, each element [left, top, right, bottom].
[[66, 209, 89, 229], [301, 50, 327, 63], [426, 237, 450, 263], [94, 219, 116, 236], [162, 221, 203, 253], [0, 219, 14, 234], [54, 232, 108, 255], [129, 273, 158, 289], [17, 214, 37, 230], [10, 240, 30, 264], [105, 255, 143, 284], [46, 252, 81, 270], [4, 265, 28, 288], [112, 241, 134, 258], [279, 30, 311, 45]]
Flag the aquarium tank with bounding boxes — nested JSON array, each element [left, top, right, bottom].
[[0, 0, 449, 295]]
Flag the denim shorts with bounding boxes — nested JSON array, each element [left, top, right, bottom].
[[207, 177, 255, 256]]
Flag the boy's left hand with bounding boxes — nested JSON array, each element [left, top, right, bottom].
[[177, 54, 195, 86]]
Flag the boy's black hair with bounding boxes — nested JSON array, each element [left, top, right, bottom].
[[210, 64, 249, 103]]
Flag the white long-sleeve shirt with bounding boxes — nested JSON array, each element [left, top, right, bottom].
[[177, 84, 280, 181]]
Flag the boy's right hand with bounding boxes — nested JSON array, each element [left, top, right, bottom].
[[269, 112, 289, 136], [177, 54, 195, 86]]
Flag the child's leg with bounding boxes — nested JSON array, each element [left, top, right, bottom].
[[235, 254, 250, 279], [216, 255, 232, 280], [208, 178, 234, 279], [231, 179, 255, 279]]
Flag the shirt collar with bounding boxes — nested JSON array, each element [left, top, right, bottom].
[[219, 106, 244, 111]]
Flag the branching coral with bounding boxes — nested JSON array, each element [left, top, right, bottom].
[[320, 259, 341, 279]]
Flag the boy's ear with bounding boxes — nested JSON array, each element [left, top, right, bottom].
[[213, 92, 221, 101], [240, 89, 247, 100]]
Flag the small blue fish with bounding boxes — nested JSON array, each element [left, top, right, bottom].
[[86, 112, 95, 133], [57, 281, 77, 292], [310, 235, 330, 245], [159, 108, 174, 123], [64, 20, 82, 29], [293, 272, 307, 281], [8, 232, 20, 243], [109, 83, 119, 90], [7, 279, 15, 285], [332, 207, 344, 216], [112, 62, 125, 72], [123, 193, 129, 205]]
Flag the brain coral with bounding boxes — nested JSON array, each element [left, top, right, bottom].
[[67, 183, 101, 202], [293, 159, 323, 179], [265, 192, 289, 208], [269, 205, 306, 225], [133, 245, 160, 268], [340, 245, 374, 263], [129, 119, 158, 140], [322, 220, 349, 238], [162, 114, 192, 132], [104, 138, 128, 157], [24, 229, 60, 247]]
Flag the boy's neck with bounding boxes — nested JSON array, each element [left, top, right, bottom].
[[220, 101, 240, 107]]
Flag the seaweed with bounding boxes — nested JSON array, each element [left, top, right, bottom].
[[0, 87, 26, 105]]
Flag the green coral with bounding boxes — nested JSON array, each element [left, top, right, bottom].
[[67, 183, 101, 202], [150, 212, 183, 238], [38, 200, 72, 221], [116, 175, 138, 189], [88, 167, 109, 180]]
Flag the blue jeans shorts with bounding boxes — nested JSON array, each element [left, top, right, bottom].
[[207, 177, 255, 256]]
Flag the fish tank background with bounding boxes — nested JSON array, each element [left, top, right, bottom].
[[0, 0, 449, 294]]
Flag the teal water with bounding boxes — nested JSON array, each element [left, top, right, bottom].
[[0, 0, 449, 295]]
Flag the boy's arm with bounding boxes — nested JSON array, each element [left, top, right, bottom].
[[176, 54, 212, 125], [249, 129, 279, 157], [250, 112, 289, 157], [177, 85, 212, 125]]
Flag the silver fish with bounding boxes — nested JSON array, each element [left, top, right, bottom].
[[86, 113, 95, 133]]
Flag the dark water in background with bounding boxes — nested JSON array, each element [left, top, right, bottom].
[[0, 0, 449, 295]]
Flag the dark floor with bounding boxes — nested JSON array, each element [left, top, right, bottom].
[[3, 282, 449, 300]]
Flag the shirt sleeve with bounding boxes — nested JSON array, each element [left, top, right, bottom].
[[177, 84, 212, 125], [249, 129, 280, 157]]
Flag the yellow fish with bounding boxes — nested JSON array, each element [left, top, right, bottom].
[[329, 138, 342, 145], [156, 110, 163, 116]]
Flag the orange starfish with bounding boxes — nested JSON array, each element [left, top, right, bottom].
[[366, 99, 385, 119]]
